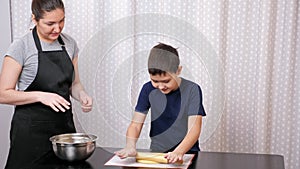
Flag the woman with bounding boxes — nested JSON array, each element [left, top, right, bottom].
[[0, 0, 93, 168]]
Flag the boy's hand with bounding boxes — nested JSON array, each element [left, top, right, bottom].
[[114, 147, 137, 159], [164, 151, 184, 164]]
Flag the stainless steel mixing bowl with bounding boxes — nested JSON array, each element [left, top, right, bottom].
[[49, 133, 97, 162]]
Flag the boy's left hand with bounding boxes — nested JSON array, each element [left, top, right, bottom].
[[164, 151, 183, 164], [115, 147, 137, 159]]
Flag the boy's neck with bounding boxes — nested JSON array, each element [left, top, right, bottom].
[[174, 77, 182, 89]]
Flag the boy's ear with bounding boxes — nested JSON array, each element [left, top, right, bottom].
[[176, 66, 182, 75]]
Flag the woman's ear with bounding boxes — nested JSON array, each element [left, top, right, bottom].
[[176, 66, 182, 75], [31, 14, 37, 25]]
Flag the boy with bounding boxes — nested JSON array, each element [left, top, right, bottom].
[[115, 43, 206, 163]]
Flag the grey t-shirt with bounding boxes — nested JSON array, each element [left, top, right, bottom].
[[4, 30, 79, 91]]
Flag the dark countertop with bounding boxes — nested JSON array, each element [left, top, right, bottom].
[[31, 147, 285, 169]]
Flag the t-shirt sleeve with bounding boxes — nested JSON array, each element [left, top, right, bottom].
[[73, 40, 79, 58], [5, 38, 25, 65], [135, 83, 152, 114], [188, 85, 206, 116], [61, 33, 79, 60]]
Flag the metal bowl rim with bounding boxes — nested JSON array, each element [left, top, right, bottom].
[[52, 141, 96, 146], [49, 133, 98, 144]]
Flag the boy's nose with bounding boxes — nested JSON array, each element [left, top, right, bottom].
[[158, 83, 165, 90]]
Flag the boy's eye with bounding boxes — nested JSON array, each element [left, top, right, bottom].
[[153, 80, 170, 83]]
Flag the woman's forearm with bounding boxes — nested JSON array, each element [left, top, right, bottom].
[[0, 90, 41, 105]]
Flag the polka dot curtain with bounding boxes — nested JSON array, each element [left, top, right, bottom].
[[10, 1, 300, 169]]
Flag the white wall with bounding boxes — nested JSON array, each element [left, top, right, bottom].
[[0, 0, 13, 168]]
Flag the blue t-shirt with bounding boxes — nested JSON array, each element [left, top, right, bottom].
[[135, 78, 206, 152]]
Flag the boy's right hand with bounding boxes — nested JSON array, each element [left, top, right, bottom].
[[114, 147, 137, 159]]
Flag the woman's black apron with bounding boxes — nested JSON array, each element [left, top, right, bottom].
[[5, 27, 76, 169]]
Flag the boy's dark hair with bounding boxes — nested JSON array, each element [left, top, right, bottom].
[[148, 43, 180, 75]]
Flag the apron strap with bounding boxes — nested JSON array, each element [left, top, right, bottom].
[[32, 27, 42, 52], [57, 35, 66, 51], [32, 26, 66, 52]]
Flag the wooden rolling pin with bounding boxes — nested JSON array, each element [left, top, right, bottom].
[[136, 152, 183, 164]]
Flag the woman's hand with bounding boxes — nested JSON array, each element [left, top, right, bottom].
[[39, 92, 70, 112], [114, 147, 137, 159], [164, 151, 184, 164], [79, 91, 93, 112]]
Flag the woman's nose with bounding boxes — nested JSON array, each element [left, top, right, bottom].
[[54, 24, 61, 32]]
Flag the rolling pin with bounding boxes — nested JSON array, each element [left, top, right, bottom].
[[136, 152, 183, 164]]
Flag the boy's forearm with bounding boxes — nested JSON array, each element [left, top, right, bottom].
[[125, 123, 142, 148], [125, 112, 146, 149], [125, 137, 137, 148], [174, 115, 202, 154], [173, 130, 200, 154]]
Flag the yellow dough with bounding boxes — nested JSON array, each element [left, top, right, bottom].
[[136, 152, 183, 164], [137, 159, 160, 164]]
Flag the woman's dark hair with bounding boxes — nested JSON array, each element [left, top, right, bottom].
[[31, 0, 64, 21]]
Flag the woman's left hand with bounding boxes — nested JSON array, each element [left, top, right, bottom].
[[79, 91, 93, 112], [164, 151, 184, 164]]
